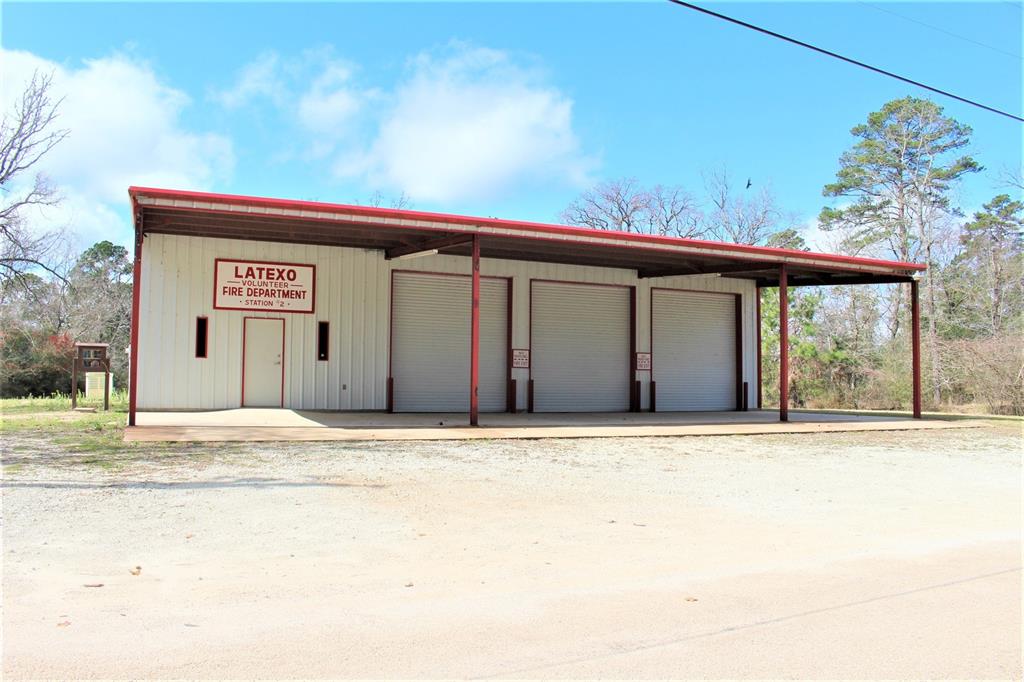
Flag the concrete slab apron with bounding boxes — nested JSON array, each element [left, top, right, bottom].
[[124, 410, 979, 442]]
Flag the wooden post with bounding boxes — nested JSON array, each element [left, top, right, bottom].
[[779, 264, 789, 422], [103, 366, 110, 411], [911, 279, 922, 419], [71, 359, 78, 410], [469, 235, 480, 426]]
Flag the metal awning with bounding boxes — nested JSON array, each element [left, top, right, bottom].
[[129, 187, 924, 288]]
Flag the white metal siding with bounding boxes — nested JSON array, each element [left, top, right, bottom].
[[137, 234, 389, 411], [652, 289, 736, 411], [531, 282, 630, 412], [391, 273, 507, 412], [137, 234, 758, 412]]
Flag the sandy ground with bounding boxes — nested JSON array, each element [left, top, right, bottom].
[[2, 426, 1021, 679]]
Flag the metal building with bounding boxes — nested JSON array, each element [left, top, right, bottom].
[[127, 187, 926, 426]]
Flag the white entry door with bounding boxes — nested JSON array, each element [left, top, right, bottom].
[[243, 317, 284, 407]]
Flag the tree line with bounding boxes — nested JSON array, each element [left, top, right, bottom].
[[1, 73, 1020, 413], [562, 97, 1022, 415]]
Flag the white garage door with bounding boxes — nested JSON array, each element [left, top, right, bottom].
[[391, 272, 508, 412], [652, 289, 737, 411], [531, 281, 630, 412]]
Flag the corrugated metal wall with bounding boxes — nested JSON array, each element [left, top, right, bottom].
[[137, 234, 388, 410], [137, 233, 759, 411]]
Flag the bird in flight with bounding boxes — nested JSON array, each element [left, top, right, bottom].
[[746, 178, 752, 189]]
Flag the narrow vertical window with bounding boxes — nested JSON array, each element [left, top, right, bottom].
[[195, 317, 208, 358], [317, 321, 329, 361]]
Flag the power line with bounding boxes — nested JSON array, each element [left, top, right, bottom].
[[855, 0, 1021, 61], [666, 0, 1024, 123]]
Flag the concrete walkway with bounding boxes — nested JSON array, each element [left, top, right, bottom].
[[125, 409, 977, 442]]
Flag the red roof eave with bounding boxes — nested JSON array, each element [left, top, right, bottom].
[[128, 186, 926, 274]]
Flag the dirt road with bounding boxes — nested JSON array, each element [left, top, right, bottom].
[[3, 426, 1020, 678]]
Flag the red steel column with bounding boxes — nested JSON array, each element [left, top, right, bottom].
[[469, 235, 481, 426], [779, 264, 789, 422], [756, 286, 763, 409], [911, 279, 922, 418], [128, 223, 143, 427]]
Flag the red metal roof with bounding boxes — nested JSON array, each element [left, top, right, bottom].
[[129, 186, 925, 282]]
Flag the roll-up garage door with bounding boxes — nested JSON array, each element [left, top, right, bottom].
[[652, 289, 737, 411], [391, 272, 508, 412], [531, 281, 630, 412]]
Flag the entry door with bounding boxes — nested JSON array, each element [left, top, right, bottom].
[[531, 281, 631, 412], [391, 272, 508, 412], [243, 317, 284, 407], [652, 289, 736, 411]]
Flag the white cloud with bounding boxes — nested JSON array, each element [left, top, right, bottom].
[[297, 62, 360, 135], [338, 44, 592, 203], [1, 49, 233, 246], [214, 43, 593, 203], [215, 49, 374, 159], [213, 52, 284, 109], [18, 184, 131, 250]]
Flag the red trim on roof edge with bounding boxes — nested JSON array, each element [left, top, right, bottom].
[[128, 186, 926, 273]]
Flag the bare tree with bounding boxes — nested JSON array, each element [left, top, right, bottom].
[[997, 165, 1023, 193], [0, 70, 70, 287], [364, 190, 413, 211], [648, 184, 705, 238], [701, 167, 786, 245], [561, 178, 704, 238]]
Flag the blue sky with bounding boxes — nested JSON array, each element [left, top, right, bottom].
[[2, 1, 1021, 251]]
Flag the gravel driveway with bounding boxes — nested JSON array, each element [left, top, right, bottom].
[[3, 426, 1021, 679]]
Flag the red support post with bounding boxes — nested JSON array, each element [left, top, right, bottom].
[[128, 226, 143, 427], [734, 293, 743, 411], [629, 286, 637, 412], [911, 279, 922, 418], [779, 264, 789, 422], [756, 286, 763, 409], [469, 235, 481, 426]]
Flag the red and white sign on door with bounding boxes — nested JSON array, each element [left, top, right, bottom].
[[215, 259, 316, 313], [511, 349, 530, 369]]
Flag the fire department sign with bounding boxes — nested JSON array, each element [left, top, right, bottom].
[[214, 259, 316, 313]]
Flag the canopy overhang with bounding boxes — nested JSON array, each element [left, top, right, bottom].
[[129, 187, 925, 287]]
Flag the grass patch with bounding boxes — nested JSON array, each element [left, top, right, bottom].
[[1, 391, 129, 415], [5, 428, 239, 472], [788, 407, 1023, 423], [1, 408, 126, 434], [1, 394, 239, 471]]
